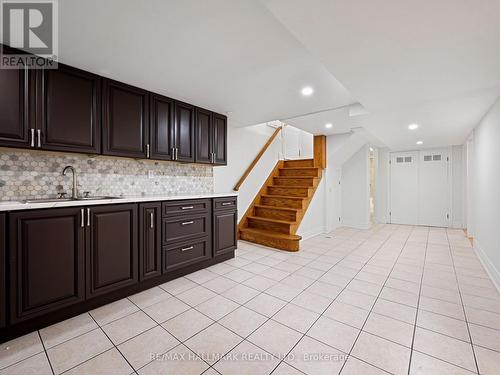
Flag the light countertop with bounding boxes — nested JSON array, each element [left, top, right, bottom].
[[0, 192, 238, 212]]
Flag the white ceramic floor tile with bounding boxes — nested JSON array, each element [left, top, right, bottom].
[[64, 348, 133, 375], [46, 329, 113, 374], [118, 326, 179, 370], [307, 316, 360, 353], [324, 301, 370, 329], [409, 350, 474, 375], [128, 287, 171, 309], [417, 310, 470, 342], [203, 276, 238, 294], [176, 286, 218, 307], [138, 344, 208, 375], [218, 306, 268, 338], [159, 277, 197, 295], [273, 303, 320, 333], [244, 293, 287, 317], [162, 309, 214, 342], [0, 352, 52, 375], [213, 340, 279, 375], [340, 356, 389, 375], [102, 310, 157, 345], [196, 295, 239, 320], [291, 291, 333, 314], [39, 313, 98, 350], [90, 298, 139, 326], [247, 320, 302, 358], [363, 312, 414, 347], [221, 284, 260, 305], [0, 332, 44, 370], [469, 323, 500, 352], [474, 345, 500, 375], [351, 332, 411, 375], [184, 324, 242, 364]]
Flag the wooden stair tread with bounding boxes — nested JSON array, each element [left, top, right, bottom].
[[260, 194, 307, 200], [268, 185, 313, 189], [240, 227, 301, 241], [280, 167, 319, 170], [274, 176, 318, 179], [254, 205, 300, 212], [247, 215, 297, 225]]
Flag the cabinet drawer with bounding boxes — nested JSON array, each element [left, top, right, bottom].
[[163, 238, 211, 272], [213, 197, 237, 211], [162, 214, 210, 245], [162, 199, 209, 217]]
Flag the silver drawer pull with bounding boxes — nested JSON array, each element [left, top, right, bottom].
[[221, 202, 233, 206], [181, 246, 194, 252], [80, 209, 85, 228], [181, 206, 194, 210], [181, 221, 194, 226], [150, 212, 154, 229], [30, 129, 35, 147]]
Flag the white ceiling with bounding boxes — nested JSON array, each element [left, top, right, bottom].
[[262, 0, 500, 148], [57, 0, 353, 127], [41, 1, 500, 149]]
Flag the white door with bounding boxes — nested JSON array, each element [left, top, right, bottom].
[[419, 149, 449, 227], [390, 152, 419, 225]]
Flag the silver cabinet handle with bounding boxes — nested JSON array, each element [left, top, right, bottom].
[[181, 246, 193, 252], [222, 202, 232, 206], [30, 129, 35, 147], [80, 209, 85, 228], [37, 129, 41, 148], [175, 147, 178, 160], [86, 208, 91, 227], [146, 144, 150, 158], [181, 220, 194, 226], [181, 206, 193, 210], [171, 147, 175, 161], [150, 212, 154, 229]]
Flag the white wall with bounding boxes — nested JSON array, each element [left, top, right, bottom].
[[469, 97, 500, 288], [451, 145, 465, 228], [297, 177, 327, 239], [341, 145, 371, 229], [375, 147, 389, 223], [213, 123, 282, 221]]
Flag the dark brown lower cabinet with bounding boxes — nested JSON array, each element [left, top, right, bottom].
[[213, 198, 237, 257], [163, 237, 211, 273], [9, 208, 85, 324], [86, 204, 138, 298], [0, 213, 5, 328], [139, 203, 162, 281]]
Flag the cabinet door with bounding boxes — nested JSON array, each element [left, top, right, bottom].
[[139, 203, 162, 281], [0, 213, 5, 328], [195, 108, 213, 164], [9, 208, 85, 323], [38, 64, 101, 154], [102, 79, 149, 158], [0, 65, 34, 149], [150, 94, 174, 160], [213, 210, 237, 256], [174, 101, 195, 162], [213, 113, 227, 165], [86, 204, 138, 298]]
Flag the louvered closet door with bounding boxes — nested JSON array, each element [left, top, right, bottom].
[[390, 152, 419, 225], [418, 149, 449, 227]]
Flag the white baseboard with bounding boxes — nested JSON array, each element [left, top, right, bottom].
[[298, 226, 327, 241], [474, 239, 500, 293]]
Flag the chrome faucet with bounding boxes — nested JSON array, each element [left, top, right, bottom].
[[62, 166, 78, 199]]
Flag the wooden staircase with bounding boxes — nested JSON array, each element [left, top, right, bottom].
[[239, 158, 323, 251]]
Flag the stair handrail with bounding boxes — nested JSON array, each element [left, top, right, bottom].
[[233, 126, 283, 191]]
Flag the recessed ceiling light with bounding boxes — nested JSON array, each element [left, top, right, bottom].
[[325, 123, 333, 129], [301, 87, 314, 96], [408, 123, 419, 130], [416, 141, 423, 145]]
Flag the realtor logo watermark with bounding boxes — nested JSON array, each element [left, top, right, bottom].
[[1, 0, 58, 69]]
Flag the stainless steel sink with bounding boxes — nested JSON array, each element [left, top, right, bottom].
[[24, 198, 75, 203], [24, 196, 120, 203], [75, 196, 120, 201]]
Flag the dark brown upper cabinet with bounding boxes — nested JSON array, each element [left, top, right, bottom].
[[173, 101, 195, 162], [195, 108, 213, 164], [102, 79, 149, 158], [37, 64, 101, 154], [86, 204, 138, 298], [195, 110, 227, 165], [139, 202, 162, 281], [213, 113, 227, 165], [9, 208, 86, 324], [0, 65, 35, 149], [150, 94, 175, 160]]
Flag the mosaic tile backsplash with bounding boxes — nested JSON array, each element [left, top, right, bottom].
[[0, 149, 213, 201]]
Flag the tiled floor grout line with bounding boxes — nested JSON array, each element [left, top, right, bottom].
[[267, 225, 400, 375], [445, 229, 481, 374], [406, 227, 430, 375], [337, 226, 415, 375], [37, 330, 56, 375]]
